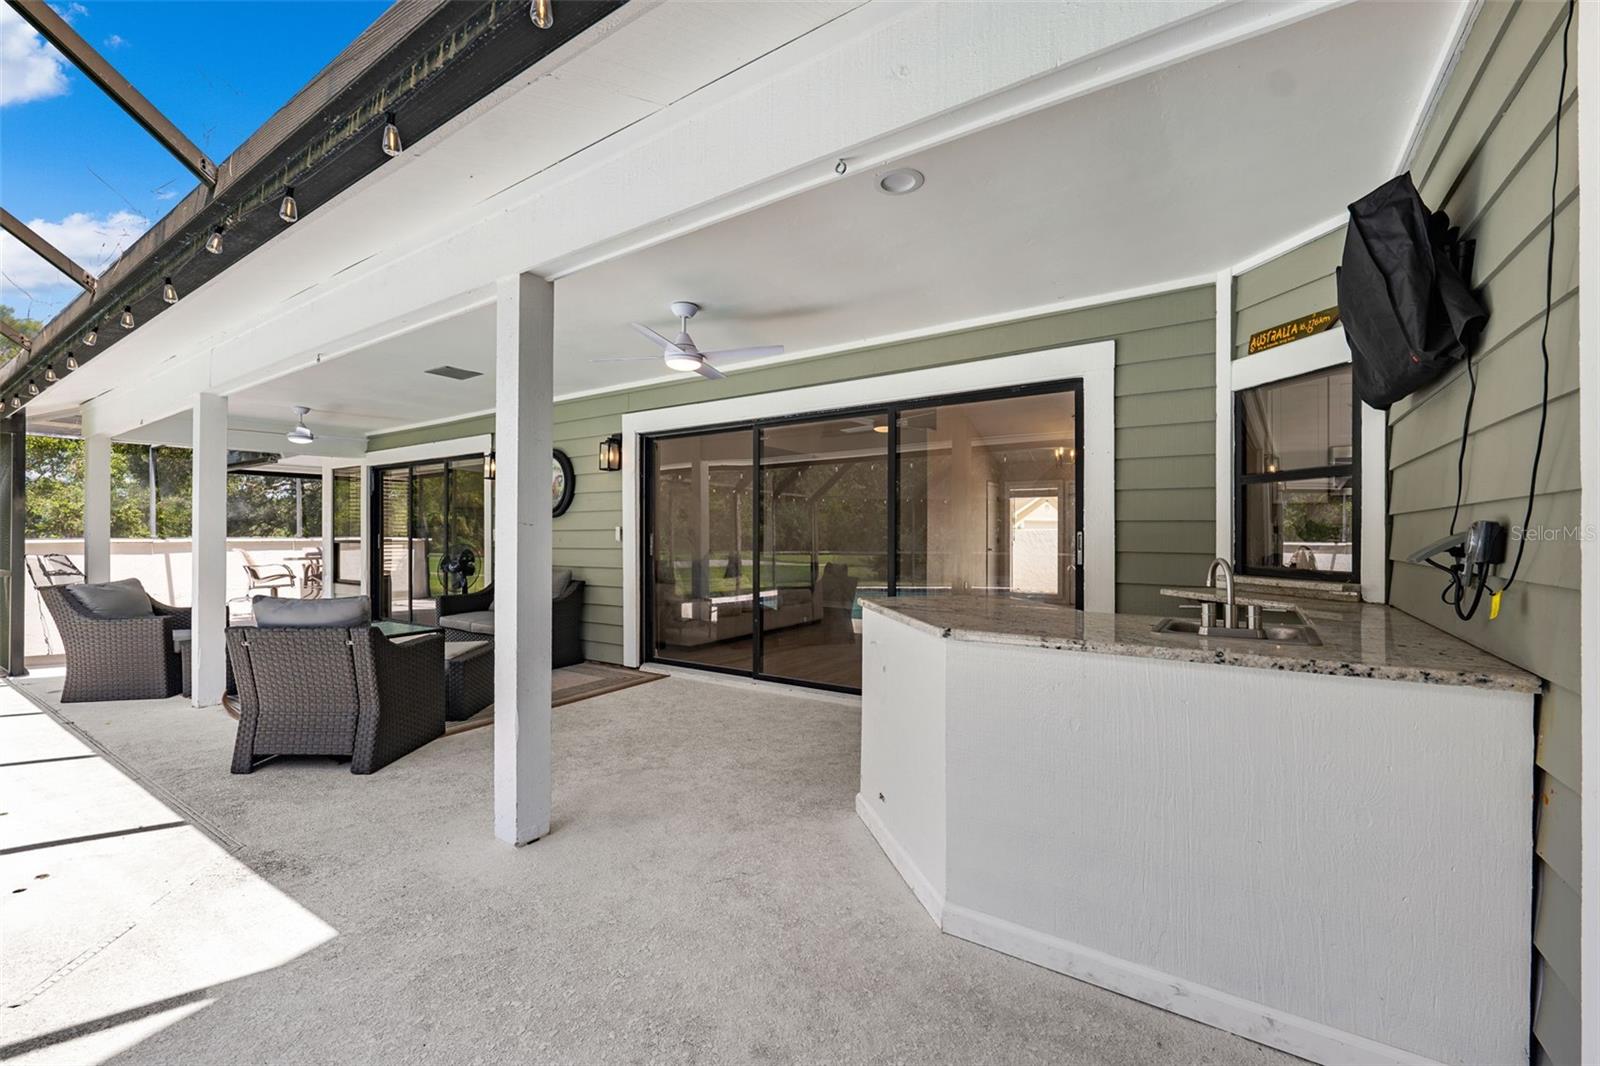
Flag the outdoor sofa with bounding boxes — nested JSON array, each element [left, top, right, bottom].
[[435, 567, 584, 668]]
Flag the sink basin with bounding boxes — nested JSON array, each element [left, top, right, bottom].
[[1152, 616, 1322, 646]]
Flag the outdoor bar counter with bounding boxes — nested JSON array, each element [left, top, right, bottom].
[[857, 595, 1539, 1066]]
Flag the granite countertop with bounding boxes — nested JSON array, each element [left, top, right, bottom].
[[862, 595, 1541, 693]]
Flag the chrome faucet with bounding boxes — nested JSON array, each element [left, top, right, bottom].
[[1204, 556, 1238, 629]]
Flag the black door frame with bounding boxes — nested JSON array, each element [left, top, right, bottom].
[[641, 378, 1085, 694]]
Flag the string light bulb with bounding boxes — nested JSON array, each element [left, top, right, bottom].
[[279, 187, 300, 224], [45, 367, 57, 382], [84, 326, 98, 346], [66, 352, 79, 370], [205, 226, 225, 254], [10, 396, 20, 409], [162, 277, 179, 304], [27, 381, 39, 395], [120, 306, 136, 329], [381, 113, 402, 157], [530, 0, 553, 29]]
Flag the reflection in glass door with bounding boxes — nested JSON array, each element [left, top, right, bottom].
[[647, 430, 755, 671], [758, 414, 888, 689], [373, 455, 493, 623]]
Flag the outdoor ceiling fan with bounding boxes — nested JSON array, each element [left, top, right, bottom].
[[592, 301, 782, 380]]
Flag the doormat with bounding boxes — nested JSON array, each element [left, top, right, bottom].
[[441, 662, 666, 735]]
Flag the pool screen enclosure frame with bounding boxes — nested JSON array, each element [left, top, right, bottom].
[[641, 379, 1084, 694]]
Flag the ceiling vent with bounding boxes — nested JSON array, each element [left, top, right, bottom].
[[425, 365, 483, 381]]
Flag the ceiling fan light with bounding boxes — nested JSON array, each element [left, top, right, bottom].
[[665, 352, 702, 373], [286, 405, 315, 445]]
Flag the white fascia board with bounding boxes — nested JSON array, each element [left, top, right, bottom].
[[79, 0, 1349, 441]]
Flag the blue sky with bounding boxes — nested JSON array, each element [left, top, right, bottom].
[[1, 0, 389, 323]]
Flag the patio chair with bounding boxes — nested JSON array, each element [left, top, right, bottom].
[[435, 568, 584, 667], [239, 549, 297, 598], [38, 580, 190, 702], [225, 596, 445, 774], [300, 547, 325, 599]]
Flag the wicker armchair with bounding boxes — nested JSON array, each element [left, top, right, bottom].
[[225, 625, 445, 774], [39, 584, 190, 703]]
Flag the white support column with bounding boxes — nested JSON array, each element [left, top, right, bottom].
[[320, 463, 336, 598], [190, 393, 229, 707], [492, 272, 554, 845], [1213, 270, 1233, 562], [83, 433, 112, 583]]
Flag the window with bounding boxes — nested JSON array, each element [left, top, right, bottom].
[[1235, 364, 1358, 579], [332, 466, 362, 585]]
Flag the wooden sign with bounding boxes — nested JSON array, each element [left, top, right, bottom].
[[1247, 306, 1340, 355]]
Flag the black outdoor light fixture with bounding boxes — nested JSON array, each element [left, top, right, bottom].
[[484, 453, 497, 480], [599, 433, 622, 471]]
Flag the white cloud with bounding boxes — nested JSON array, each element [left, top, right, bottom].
[[0, 5, 70, 107], [103, 33, 125, 49], [0, 210, 150, 295]]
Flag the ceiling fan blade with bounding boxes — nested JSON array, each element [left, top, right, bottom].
[[693, 361, 726, 381], [701, 344, 784, 362], [631, 322, 682, 352], [589, 355, 666, 363]]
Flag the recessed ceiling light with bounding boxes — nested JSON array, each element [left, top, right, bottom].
[[878, 168, 924, 195]]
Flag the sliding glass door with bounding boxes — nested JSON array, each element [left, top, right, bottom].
[[372, 455, 492, 623], [643, 380, 1081, 693]]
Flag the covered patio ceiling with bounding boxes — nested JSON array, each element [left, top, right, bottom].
[[58, 0, 1462, 447]]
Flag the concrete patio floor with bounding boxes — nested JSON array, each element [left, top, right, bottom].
[[2, 670, 1298, 1065]]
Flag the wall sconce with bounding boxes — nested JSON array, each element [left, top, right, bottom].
[[599, 433, 623, 472], [484, 453, 497, 481]]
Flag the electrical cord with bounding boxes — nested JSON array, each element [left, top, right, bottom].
[[1499, 0, 1572, 594]]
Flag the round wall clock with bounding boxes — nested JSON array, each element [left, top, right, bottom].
[[552, 449, 576, 516]]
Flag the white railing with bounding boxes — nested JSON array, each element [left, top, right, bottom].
[[22, 537, 322, 662]]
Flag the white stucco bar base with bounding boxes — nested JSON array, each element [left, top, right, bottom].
[[858, 608, 1534, 1066]]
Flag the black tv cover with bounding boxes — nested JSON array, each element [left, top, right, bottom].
[[1336, 173, 1486, 410]]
